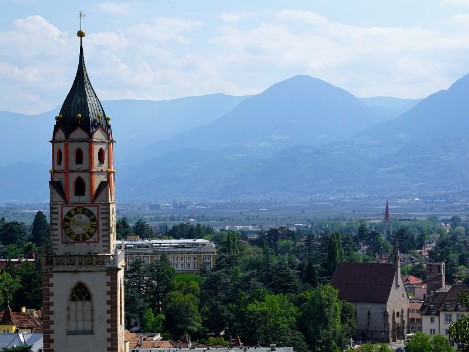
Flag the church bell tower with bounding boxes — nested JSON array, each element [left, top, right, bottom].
[[42, 20, 125, 352]]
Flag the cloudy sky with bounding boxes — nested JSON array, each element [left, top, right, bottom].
[[3, 0, 469, 114]]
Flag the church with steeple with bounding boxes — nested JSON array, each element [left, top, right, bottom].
[[42, 20, 126, 352], [331, 222, 409, 343]]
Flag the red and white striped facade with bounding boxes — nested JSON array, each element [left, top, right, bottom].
[[42, 32, 126, 352]]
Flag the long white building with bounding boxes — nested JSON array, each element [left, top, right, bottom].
[[117, 239, 217, 273]]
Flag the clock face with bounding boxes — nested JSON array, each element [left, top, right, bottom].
[[63, 206, 98, 242]]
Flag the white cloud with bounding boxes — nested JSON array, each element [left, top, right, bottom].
[[4, 7, 469, 113], [218, 12, 252, 23]]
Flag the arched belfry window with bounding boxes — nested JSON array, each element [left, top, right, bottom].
[[75, 148, 83, 164], [75, 177, 85, 196], [67, 282, 93, 334], [98, 148, 105, 164], [57, 148, 62, 165]]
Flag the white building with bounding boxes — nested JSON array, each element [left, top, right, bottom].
[[420, 284, 468, 338], [118, 239, 217, 273]]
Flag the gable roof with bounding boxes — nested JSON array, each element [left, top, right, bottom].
[[420, 284, 469, 315], [0, 310, 43, 332], [331, 262, 396, 303]]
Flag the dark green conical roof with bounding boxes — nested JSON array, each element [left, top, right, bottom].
[[56, 39, 111, 138]]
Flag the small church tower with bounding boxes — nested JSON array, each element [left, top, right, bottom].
[[42, 17, 125, 352]]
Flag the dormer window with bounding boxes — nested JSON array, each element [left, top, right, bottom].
[[98, 148, 105, 164], [75, 177, 85, 196], [75, 148, 83, 164], [57, 148, 63, 165]]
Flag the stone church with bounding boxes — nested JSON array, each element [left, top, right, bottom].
[[331, 242, 409, 343], [41, 25, 126, 351]]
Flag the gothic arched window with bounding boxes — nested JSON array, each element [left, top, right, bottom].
[[75, 148, 83, 165], [75, 177, 85, 196], [67, 282, 93, 334], [57, 148, 62, 165], [98, 148, 105, 164]]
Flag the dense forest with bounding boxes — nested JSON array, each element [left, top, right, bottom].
[[1, 213, 469, 351]]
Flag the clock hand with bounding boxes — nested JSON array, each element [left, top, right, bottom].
[[70, 217, 88, 230]]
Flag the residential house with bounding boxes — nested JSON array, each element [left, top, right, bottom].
[[420, 284, 469, 338], [404, 275, 427, 300], [0, 305, 42, 334]]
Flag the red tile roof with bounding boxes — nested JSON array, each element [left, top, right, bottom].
[[404, 275, 424, 285], [331, 263, 396, 303], [0, 308, 42, 333]]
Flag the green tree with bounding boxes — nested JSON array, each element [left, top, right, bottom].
[[352, 343, 392, 351], [126, 258, 148, 296], [0, 271, 21, 306], [2, 346, 32, 352], [325, 232, 344, 276], [116, 217, 133, 240], [449, 292, 469, 351], [240, 293, 300, 347], [299, 284, 351, 352], [148, 254, 176, 313], [124, 285, 147, 330], [125, 258, 148, 329], [164, 290, 201, 339], [405, 332, 453, 352], [133, 219, 155, 238], [0, 221, 28, 246], [31, 211, 50, 248], [12, 261, 42, 309], [142, 308, 164, 333], [268, 257, 302, 294]]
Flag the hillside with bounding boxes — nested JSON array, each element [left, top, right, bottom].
[[4, 73, 467, 201]]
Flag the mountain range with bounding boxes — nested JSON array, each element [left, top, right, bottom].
[[7, 72, 469, 202]]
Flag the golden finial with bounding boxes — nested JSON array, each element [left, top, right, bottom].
[[77, 11, 86, 38]]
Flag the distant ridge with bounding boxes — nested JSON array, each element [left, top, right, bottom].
[[3, 73, 466, 201]]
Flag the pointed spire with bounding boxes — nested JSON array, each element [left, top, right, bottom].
[[55, 17, 111, 138], [0, 302, 14, 325], [391, 237, 401, 288]]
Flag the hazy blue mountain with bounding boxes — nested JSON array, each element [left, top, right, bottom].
[[0, 94, 246, 201], [117, 73, 469, 200], [4, 73, 469, 202], [137, 75, 383, 160], [0, 162, 49, 202], [0, 94, 245, 166], [107, 94, 246, 161], [360, 96, 420, 121]]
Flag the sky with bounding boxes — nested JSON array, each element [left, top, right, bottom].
[[3, 0, 469, 114]]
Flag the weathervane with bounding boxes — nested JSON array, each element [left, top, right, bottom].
[[79, 11, 85, 30], [77, 11, 86, 39]]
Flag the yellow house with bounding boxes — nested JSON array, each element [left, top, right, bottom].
[[0, 305, 42, 334]]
